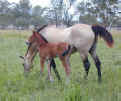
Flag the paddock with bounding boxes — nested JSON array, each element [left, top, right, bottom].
[[0, 30, 121, 101]]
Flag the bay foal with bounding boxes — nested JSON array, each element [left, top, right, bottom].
[[27, 30, 71, 82]]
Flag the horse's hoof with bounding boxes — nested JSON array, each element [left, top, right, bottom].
[[46, 76, 54, 82], [84, 75, 88, 80], [50, 79, 54, 83], [24, 71, 29, 77], [40, 71, 44, 76], [50, 76, 54, 82], [57, 76, 61, 81], [98, 78, 102, 83], [65, 77, 70, 85]]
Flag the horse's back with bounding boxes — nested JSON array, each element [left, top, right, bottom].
[[67, 24, 95, 53], [71, 24, 94, 38], [40, 26, 69, 43]]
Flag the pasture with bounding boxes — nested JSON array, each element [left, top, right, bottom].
[[0, 30, 121, 101]]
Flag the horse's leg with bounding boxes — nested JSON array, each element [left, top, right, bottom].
[[40, 58, 45, 75], [89, 49, 102, 82], [79, 53, 90, 79], [47, 59, 54, 82], [66, 55, 71, 67], [60, 56, 71, 83], [83, 57, 90, 79], [50, 58, 61, 81]]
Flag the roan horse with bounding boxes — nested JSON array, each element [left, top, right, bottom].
[[22, 24, 114, 82]]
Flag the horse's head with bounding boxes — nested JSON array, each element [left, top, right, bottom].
[[20, 25, 48, 72], [26, 29, 48, 47], [20, 41, 38, 72], [26, 25, 48, 46], [26, 30, 37, 47]]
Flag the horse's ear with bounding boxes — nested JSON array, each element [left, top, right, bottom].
[[19, 56, 24, 60], [32, 30, 36, 36], [32, 30, 36, 34]]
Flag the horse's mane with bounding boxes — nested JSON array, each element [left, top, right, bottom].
[[37, 25, 48, 33], [38, 33, 48, 43], [36, 25, 48, 43]]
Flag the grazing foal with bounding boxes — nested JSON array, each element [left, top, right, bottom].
[[28, 30, 71, 82]]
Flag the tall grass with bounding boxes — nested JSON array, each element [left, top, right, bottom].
[[0, 30, 121, 101]]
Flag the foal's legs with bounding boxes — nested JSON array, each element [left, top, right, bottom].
[[89, 50, 102, 82], [59, 56, 71, 83], [40, 58, 45, 74], [47, 59, 54, 82]]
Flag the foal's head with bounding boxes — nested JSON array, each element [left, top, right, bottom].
[[20, 28, 48, 73], [26, 30, 48, 47], [26, 31, 38, 47], [20, 42, 38, 72]]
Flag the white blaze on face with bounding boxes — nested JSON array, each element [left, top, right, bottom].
[[24, 52, 32, 71]]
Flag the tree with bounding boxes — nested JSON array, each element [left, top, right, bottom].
[[14, 0, 32, 28], [32, 6, 43, 16], [31, 5, 47, 26], [0, 0, 15, 28], [0, 0, 10, 14], [49, 0, 64, 26], [77, 0, 119, 27], [47, 0, 76, 27]]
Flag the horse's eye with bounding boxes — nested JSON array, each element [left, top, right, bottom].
[[25, 41, 30, 46]]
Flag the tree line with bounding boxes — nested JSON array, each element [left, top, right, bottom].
[[0, 0, 120, 29]]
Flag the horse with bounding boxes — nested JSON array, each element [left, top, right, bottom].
[[22, 24, 114, 82], [20, 30, 71, 82]]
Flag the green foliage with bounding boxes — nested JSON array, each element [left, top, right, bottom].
[[0, 0, 47, 28], [49, 0, 76, 26], [0, 0, 120, 28], [77, 0, 119, 26]]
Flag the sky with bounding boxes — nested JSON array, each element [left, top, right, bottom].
[[8, 0, 81, 8], [8, 0, 51, 7], [7, 0, 82, 15], [8, 0, 78, 14]]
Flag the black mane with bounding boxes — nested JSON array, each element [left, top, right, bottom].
[[39, 34, 48, 43], [36, 25, 48, 43]]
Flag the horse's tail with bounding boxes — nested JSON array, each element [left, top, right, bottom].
[[62, 45, 71, 56], [91, 25, 114, 48]]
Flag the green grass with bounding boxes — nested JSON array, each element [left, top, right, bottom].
[[0, 30, 121, 101]]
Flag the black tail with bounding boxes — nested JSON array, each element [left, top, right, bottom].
[[91, 25, 114, 48], [62, 45, 71, 56]]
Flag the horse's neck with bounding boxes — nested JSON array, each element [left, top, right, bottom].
[[35, 34, 46, 45]]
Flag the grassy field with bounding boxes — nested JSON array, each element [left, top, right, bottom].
[[0, 30, 121, 101]]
